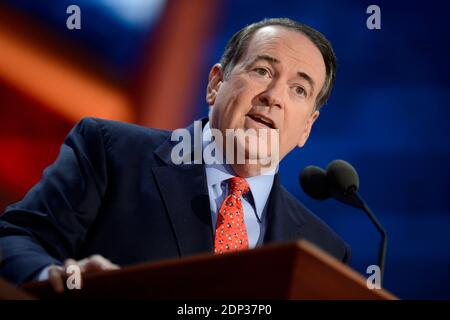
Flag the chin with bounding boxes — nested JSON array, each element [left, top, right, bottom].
[[235, 139, 277, 165]]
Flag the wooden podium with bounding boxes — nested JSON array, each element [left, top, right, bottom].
[[20, 240, 396, 300], [0, 278, 35, 300]]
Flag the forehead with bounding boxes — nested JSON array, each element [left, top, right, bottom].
[[241, 26, 326, 88]]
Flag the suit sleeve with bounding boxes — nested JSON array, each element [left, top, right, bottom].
[[0, 118, 108, 285]]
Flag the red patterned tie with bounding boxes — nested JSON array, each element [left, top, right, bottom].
[[214, 177, 250, 254]]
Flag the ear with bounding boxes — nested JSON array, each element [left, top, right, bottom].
[[206, 63, 224, 106], [297, 110, 320, 148]]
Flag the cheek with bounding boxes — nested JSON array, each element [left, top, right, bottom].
[[216, 78, 244, 107], [227, 77, 253, 103], [283, 122, 302, 146], [217, 78, 254, 114], [281, 106, 310, 146]]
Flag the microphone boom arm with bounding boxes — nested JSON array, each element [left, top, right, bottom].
[[349, 189, 387, 286]]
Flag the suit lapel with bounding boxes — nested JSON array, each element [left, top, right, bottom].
[[263, 175, 307, 244], [152, 119, 213, 257]]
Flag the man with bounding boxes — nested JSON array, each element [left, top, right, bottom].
[[0, 18, 350, 292]]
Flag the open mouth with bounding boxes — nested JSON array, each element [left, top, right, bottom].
[[247, 114, 275, 129]]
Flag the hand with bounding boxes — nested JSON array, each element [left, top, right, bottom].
[[48, 255, 120, 293]]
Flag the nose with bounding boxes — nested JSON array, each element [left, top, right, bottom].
[[257, 80, 284, 109]]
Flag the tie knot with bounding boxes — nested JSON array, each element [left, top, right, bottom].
[[228, 177, 250, 197]]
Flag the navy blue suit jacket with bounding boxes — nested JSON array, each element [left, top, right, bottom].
[[0, 118, 350, 284]]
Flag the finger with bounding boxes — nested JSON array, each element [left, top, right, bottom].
[[48, 265, 65, 293], [79, 257, 105, 273], [90, 255, 120, 270], [79, 255, 118, 273], [63, 258, 78, 270]]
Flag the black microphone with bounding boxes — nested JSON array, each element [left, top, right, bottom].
[[299, 165, 330, 200], [299, 160, 387, 286]]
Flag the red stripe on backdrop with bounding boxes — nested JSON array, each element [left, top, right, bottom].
[[0, 84, 73, 211]]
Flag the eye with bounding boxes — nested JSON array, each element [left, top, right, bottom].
[[295, 86, 306, 97], [253, 68, 270, 77]]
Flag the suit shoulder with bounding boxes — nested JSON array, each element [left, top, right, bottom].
[[79, 117, 171, 139], [75, 117, 171, 149], [279, 186, 350, 261]]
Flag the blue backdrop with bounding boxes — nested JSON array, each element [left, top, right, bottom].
[[192, 0, 450, 299]]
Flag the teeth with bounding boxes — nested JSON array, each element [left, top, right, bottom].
[[251, 114, 273, 127]]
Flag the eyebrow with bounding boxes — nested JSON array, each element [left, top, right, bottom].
[[250, 54, 316, 95]]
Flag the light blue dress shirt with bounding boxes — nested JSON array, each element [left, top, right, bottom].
[[202, 122, 276, 248]]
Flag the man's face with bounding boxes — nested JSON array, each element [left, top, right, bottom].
[[207, 26, 326, 166]]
